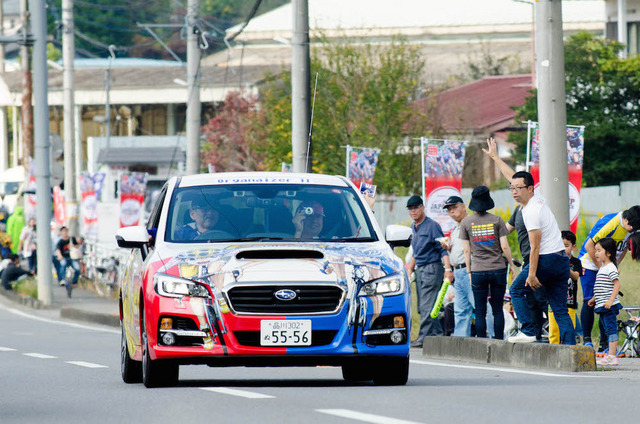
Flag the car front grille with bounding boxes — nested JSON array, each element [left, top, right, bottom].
[[226, 285, 344, 314], [233, 330, 337, 347]]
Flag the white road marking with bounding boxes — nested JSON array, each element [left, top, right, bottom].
[[199, 387, 275, 399], [316, 409, 422, 424], [1, 306, 119, 334], [66, 361, 108, 369], [0, 346, 17, 351], [23, 353, 57, 359], [410, 359, 599, 378]]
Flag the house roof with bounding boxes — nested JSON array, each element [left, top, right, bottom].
[[97, 146, 185, 165], [427, 74, 533, 133]]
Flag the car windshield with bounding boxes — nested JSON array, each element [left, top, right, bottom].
[[165, 183, 377, 243]]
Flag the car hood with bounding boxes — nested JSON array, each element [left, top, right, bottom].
[[153, 241, 404, 294]]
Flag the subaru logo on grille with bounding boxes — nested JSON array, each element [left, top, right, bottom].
[[274, 289, 297, 301]]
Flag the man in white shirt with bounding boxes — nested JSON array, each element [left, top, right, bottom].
[[507, 171, 576, 345]]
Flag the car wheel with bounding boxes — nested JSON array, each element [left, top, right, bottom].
[[372, 356, 409, 386], [141, 311, 179, 388], [121, 322, 142, 383], [341, 362, 373, 382]]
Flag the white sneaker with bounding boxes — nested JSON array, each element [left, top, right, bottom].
[[59, 279, 66, 287], [507, 332, 537, 343]]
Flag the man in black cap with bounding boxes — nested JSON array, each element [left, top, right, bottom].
[[174, 198, 221, 240], [442, 195, 474, 337], [406, 195, 453, 347]]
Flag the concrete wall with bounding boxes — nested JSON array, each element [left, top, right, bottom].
[[373, 181, 640, 229]]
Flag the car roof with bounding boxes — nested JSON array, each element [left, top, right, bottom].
[[177, 172, 350, 188]]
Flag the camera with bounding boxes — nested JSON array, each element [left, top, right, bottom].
[[302, 207, 314, 216]]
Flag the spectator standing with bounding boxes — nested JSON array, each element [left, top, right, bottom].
[[483, 138, 548, 340], [55, 226, 80, 298], [588, 237, 622, 366], [460, 186, 517, 339], [505, 171, 576, 344], [548, 231, 582, 344], [406, 195, 453, 347], [18, 218, 37, 273], [6, 206, 25, 254], [1, 253, 33, 290], [442, 195, 474, 337], [577, 206, 640, 351]]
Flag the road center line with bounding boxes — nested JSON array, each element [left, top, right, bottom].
[[23, 353, 57, 359], [0, 346, 17, 351], [410, 359, 598, 378], [199, 387, 274, 399], [66, 361, 108, 368], [316, 409, 421, 424]]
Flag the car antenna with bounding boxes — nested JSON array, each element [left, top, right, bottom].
[[306, 72, 319, 173]]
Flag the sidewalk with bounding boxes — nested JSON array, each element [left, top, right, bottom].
[[0, 281, 119, 328]]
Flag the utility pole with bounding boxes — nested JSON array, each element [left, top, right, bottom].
[[291, 0, 311, 173], [185, 0, 201, 174], [618, 0, 628, 58], [20, 0, 33, 165], [29, 0, 53, 305], [535, 0, 569, 229], [0, 0, 7, 173], [62, 0, 78, 236]]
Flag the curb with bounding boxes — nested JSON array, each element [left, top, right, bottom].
[[60, 306, 120, 328], [0, 288, 46, 309], [421, 336, 596, 372]]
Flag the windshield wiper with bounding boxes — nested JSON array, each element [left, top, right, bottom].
[[207, 237, 288, 243], [331, 236, 377, 243]]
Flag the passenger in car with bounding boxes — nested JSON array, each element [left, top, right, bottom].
[[293, 201, 325, 239], [174, 198, 220, 240]]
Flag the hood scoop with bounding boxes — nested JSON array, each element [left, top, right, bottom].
[[236, 249, 325, 260]]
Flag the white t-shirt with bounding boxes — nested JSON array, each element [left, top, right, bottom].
[[521, 195, 564, 255]]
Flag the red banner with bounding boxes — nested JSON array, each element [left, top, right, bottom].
[[421, 139, 467, 236], [119, 173, 148, 228], [53, 186, 67, 227], [529, 124, 584, 233]]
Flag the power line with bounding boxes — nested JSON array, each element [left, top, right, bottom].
[[225, 0, 263, 42]]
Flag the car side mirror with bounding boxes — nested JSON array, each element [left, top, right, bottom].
[[116, 226, 150, 260], [385, 224, 412, 248]]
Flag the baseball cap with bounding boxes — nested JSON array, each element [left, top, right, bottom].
[[406, 195, 423, 208], [442, 195, 464, 209]]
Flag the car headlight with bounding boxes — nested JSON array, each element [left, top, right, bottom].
[[154, 273, 211, 298], [358, 274, 405, 297]]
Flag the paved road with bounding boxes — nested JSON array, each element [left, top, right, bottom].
[[0, 299, 638, 424]]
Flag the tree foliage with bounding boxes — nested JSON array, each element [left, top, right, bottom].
[[201, 92, 262, 172], [510, 32, 640, 186], [244, 37, 436, 195]]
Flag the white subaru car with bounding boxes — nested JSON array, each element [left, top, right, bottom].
[[116, 172, 412, 387]]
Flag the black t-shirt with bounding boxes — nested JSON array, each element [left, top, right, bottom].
[[508, 205, 531, 264], [56, 237, 77, 259], [567, 256, 582, 309]]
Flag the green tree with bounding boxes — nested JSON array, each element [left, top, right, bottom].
[[247, 37, 436, 195], [510, 32, 640, 186]]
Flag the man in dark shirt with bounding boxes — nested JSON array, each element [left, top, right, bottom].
[[55, 226, 80, 297], [2, 254, 33, 290], [406, 195, 453, 347], [174, 198, 221, 240]]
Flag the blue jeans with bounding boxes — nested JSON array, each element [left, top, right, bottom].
[[471, 268, 507, 339], [453, 267, 474, 337], [511, 252, 576, 345], [414, 262, 444, 341], [58, 257, 81, 286], [595, 304, 621, 343]]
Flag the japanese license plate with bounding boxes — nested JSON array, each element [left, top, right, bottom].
[[260, 320, 312, 346]]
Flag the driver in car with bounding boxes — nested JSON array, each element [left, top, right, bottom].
[[293, 201, 325, 239], [174, 198, 220, 240]]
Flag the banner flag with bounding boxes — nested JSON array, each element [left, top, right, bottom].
[[119, 172, 148, 228], [528, 123, 585, 233], [421, 138, 467, 236], [24, 159, 37, 221], [79, 172, 105, 241], [346, 146, 381, 188], [53, 186, 67, 227]]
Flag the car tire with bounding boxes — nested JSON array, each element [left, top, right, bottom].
[[121, 323, 142, 384], [341, 362, 373, 382], [372, 356, 409, 386], [141, 311, 179, 388]]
